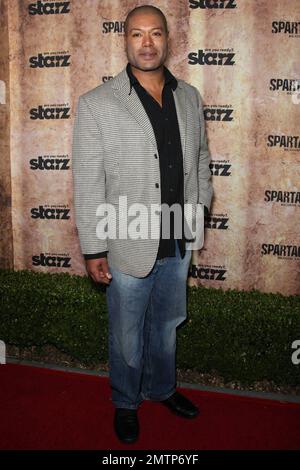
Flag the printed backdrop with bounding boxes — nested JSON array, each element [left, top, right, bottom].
[[0, 0, 299, 295]]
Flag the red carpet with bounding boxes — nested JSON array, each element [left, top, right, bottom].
[[0, 364, 299, 450]]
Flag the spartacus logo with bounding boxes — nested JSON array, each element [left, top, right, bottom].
[[28, 1, 70, 15], [204, 106, 234, 122], [189, 264, 227, 281], [264, 190, 300, 206], [30, 155, 70, 170], [205, 214, 229, 230], [31, 205, 70, 220], [29, 52, 71, 68], [272, 21, 300, 37], [270, 79, 300, 94], [189, 0, 237, 8], [30, 104, 70, 120], [267, 135, 300, 151], [188, 49, 235, 66], [102, 21, 124, 34], [32, 253, 71, 267], [261, 244, 300, 259], [210, 161, 232, 176]]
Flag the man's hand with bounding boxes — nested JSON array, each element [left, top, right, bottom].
[[85, 258, 112, 285]]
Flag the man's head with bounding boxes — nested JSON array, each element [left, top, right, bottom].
[[124, 5, 169, 72]]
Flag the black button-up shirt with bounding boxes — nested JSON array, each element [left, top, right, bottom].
[[126, 63, 185, 260]]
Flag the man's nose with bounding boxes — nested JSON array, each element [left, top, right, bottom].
[[142, 34, 154, 46]]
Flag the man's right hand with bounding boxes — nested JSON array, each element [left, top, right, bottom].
[[85, 258, 112, 285]]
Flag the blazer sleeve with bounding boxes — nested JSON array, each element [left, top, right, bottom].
[[195, 88, 213, 211], [72, 96, 108, 256]]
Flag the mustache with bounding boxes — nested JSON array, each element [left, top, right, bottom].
[[139, 50, 157, 54]]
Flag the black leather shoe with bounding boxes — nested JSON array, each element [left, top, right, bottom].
[[160, 391, 199, 418], [114, 408, 139, 443]]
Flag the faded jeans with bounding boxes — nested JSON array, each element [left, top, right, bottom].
[[106, 240, 192, 410]]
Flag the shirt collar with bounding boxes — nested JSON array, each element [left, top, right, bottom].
[[126, 62, 178, 93]]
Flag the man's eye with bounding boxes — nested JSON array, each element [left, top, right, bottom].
[[132, 33, 141, 37], [153, 32, 162, 36]]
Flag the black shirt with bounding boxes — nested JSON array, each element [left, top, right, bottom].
[[126, 63, 186, 260]]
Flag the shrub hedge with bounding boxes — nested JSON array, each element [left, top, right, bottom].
[[0, 269, 299, 386]]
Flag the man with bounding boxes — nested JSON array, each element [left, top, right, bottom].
[[72, 5, 213, 444]]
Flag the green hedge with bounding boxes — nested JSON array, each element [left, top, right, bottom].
[[0, 269, 299, 386]]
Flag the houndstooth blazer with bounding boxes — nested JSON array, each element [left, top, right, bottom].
[[72, 66, 213, 277]]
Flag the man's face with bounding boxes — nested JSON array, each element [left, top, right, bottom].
[[124, 12, 169, 72]]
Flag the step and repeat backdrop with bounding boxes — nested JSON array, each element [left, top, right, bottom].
[[2, 0, 299, 295]]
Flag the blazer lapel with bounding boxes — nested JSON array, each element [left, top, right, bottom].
[[173, 84, 187, 162], [112, 68, 157, 150]]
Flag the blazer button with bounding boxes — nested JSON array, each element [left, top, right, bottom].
[[155, 183, 159, 188], [154, 154, 158, 159]]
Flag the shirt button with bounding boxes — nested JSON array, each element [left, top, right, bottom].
[[167, 141, 171, 145], [168, 164, 173, 168], [165, 117, 169, 121], [170, 188, 174, 192], [155, 183, 159, 188]]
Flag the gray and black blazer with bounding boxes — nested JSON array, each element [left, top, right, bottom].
[[72, 66, 213, 277]]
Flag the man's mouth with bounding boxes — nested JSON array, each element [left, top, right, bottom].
[[140, 52, 157, 59]]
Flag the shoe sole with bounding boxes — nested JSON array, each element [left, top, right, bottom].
[[163, 405, 200, 419], [115, 433, 139, 444]]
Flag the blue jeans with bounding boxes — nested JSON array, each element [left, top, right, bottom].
[[106, 241, 192, 410]]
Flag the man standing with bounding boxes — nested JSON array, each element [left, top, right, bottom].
[[72, 5, 213, 444]]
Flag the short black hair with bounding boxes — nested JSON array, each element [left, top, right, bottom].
[[124, 5, 168, 36]]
